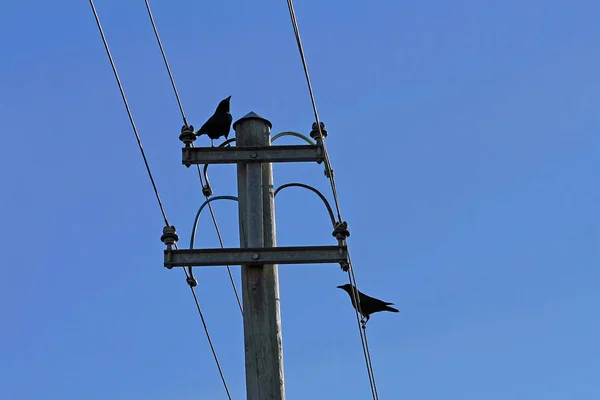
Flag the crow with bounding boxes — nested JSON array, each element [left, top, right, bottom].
[[196, 96, 232, 147], [337, 283, 399, 324]]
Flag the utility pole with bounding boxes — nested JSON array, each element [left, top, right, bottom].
[[163, 111, 350, 400], [235, 113, 285, 400]]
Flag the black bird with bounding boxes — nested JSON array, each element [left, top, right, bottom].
[[196, 96, 232, 147], [337, 284, 399, 324]]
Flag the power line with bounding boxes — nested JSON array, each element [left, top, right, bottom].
[[143, 0, 188, 127], [88, 0, 169, 228], [142, 0, 243, 315], [188, 280, 234, 400], [346, 253, 379, 399], [205, 199, 244, 314], [88, 2, 233, 398], [284, 1, 379, 398], [284, 0, 342, 222]]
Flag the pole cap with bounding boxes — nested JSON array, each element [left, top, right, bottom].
[[233, 111, 272, 131]]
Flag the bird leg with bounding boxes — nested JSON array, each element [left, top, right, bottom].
[[360, 315, 370, 328], [211, 139, 214, 147]]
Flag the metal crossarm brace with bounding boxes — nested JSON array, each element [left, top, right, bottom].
[[182, 144, 324, 166], [164, 245, 348, 268]]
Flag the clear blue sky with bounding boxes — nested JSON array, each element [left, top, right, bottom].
[[1, 1, 599, 399]]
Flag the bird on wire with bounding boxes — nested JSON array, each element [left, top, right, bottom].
[[195, 95, 232, 147], [337, 284, 399, 325]]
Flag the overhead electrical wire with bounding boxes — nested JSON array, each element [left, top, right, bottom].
[[142, 0, 243, 315], [284, 1, 380, 399], [88, 2, 233, 398], [90, 0, 381, 396], [142, 0, 187, 127], [87, 0, 169, 227]]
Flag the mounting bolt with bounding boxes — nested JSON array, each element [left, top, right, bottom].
[[250, 152, 257, 159], [160, 225, 179, 250], [179, 124, 196, 148], [252, 253, 259, 260], [315, 146, 324, 165]]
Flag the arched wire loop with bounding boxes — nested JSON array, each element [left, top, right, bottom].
[[189, 196, 239, 276], [219, 138, 237, 147], [202, 139, 237, 193], [271, 131, 316, 145], [273, 183, 336, 228], [272, 131, 323, 167], [202, 133, 314, 194]]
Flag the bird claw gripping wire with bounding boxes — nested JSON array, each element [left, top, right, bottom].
[[179, 124, 196, 147], [333, 221, 351, 271]]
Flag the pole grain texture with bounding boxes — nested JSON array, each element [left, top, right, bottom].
[[235, 114, 286, 400]]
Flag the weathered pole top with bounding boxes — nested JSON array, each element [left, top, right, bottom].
[[233, 111, 272, 131]]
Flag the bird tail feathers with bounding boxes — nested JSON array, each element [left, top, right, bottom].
[[384, 305, 399, 313]]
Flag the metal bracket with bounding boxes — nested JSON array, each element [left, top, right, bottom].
[[164, 245, 348, 268], [182, 145, 324, 166]]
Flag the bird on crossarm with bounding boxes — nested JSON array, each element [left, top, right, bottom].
[[196, 95, 232, 147], [337, 283, 398, 326]]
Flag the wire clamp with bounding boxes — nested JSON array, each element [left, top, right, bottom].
[[186, 276, 198, 287], [202, 185, 213, 197], [324, 163, 334, 178]]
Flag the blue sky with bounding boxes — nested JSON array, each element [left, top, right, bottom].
[[1, 0, 599, 399]]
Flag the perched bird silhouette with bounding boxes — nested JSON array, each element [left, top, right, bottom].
[[337, 284, 399, 324], [196, 96, 232, 147]]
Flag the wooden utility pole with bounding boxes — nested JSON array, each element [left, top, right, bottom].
[[163, 111, 350, 400], [235, 113, 285, 400]]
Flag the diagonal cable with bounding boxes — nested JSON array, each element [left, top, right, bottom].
[[285, 0, 379, 398], [346, 254, 379, 399], [188, 278, 233, 400], [88, 2, 233, 398], [142, 0, 187, 127], [142, 0, 243, 315], [88, 0, 169, 227], [285, 0, 342, 221]]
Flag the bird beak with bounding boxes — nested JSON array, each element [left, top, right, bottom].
[[336, 285, 343, 289]]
